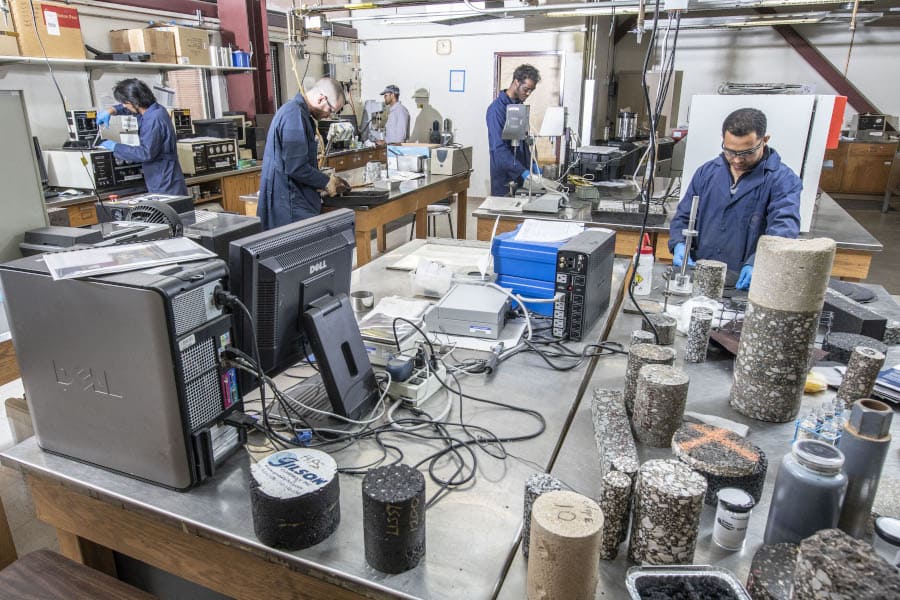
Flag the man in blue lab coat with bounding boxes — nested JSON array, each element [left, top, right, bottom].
[[486, 64, 541, 197], [256, 77, 351, 230], [97, 78, 187, 196], [668, 107, 801, 290]]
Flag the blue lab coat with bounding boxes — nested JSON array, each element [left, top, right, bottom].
[[111, 102, 187, 196], [257, 93, 330, 230], [486, 91, 531, 197], [668, 147, 801, 272]]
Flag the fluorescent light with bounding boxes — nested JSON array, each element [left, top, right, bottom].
[[725, 17, 823, 26], [548, 7, 640, 17]]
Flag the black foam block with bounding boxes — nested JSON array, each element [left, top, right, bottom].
[[823, 289, 887, 341]]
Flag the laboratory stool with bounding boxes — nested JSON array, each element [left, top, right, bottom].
[[410, 202, 455, 239], [0, 549, 155, 599]]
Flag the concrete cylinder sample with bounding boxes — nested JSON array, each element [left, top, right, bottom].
[[684, 307, 714, 363], [526, 490, 603, 600], [628, 459, 707, 565], [624, 344, 676, 417], [362, 464, 426, 573], [694, 259, 727, 300], [746, 543, 798, 600], [837, 398, 893, 538], [731, 236, 836, 422], [672, 422, 768, 505], [641, 313, 678, 345], [598, 470, 633, 560], [834, 346, 886, 408], [522, 473, 563, 558], [630, 329, 656, 346], [792, 528, 900, 599], [591, 389, 640, 482], [632, 365, 690, 448]]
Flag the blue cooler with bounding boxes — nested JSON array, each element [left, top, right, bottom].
[[491, 228, 567, 282], [496, 274, 556, 316]]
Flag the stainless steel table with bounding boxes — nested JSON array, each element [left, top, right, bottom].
[[498, 265, 900, 599], [1, 239, 629, 600]]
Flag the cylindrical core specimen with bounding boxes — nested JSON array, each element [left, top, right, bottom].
[[746, 543, 799, 600], [598, 470, 633, 560], [522, 473, 563, 558], [731, 236, 836, 422], [362, 464, 426, 573], [684, 307, 714, 363], [641, 313, 678, 345], [624, 344, 676, 417], [631, 329, 656, 346], [591, 389, 640, 483], [632, 365, 690, 448], [250, 449, 341, 551], [694, 259, 727, 300], [834, 346, 886, 408], [526, 490, 604, 600], [628, 459, 706, 565]]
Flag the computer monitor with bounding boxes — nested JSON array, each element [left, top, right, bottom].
[[228, 208, 378, 419], [32, 136, 49, 188]]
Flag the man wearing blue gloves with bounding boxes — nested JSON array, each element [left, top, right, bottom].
[[96, 78, 187, 196], [668, 108, 801, 290], [486, 64, 541, 196]]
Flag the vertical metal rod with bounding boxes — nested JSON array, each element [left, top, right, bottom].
[[680, 194, 699, 279]]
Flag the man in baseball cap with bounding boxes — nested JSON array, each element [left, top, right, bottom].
[[381, 84, 410, 144]]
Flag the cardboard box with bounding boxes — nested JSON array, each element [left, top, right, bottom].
[[109, 28, 176, 64], [0, 28, 20, 56], [9, 0, 85, 59], [154, 25, 210, 66]]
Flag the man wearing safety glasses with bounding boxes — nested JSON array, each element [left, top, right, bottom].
[[668, 108, 801, 290]]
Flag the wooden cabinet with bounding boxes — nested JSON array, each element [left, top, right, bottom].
[[819, 141, 898, 195], [325, 147, 387, 172], [221, 171, 261, 213]]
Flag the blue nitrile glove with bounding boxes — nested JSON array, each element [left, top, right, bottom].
[[98, 140, 117, 152], [736, 264, 753, 290], [521, 169, 531, 182], [672, 242, 696, 268], [96, 110, 111, 128]]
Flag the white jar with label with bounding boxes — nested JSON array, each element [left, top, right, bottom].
[[873, 516, 900, 571], [633, 234, 654, 296], [713, 487, 755, 551]]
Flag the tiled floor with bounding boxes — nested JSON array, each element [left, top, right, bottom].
[[2, 194, 898, 563]]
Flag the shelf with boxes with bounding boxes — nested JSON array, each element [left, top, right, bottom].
[[0, 55, 254, 73]]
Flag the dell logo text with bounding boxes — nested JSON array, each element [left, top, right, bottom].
[[310, 260, 327, 275]]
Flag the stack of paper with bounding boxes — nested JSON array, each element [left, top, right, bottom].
[[872, 364, 900, 404]]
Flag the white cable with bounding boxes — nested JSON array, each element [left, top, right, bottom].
[[387, 390, 452, 432], [477, 281, 534, 340]]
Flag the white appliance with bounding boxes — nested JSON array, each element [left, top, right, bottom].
[[682, 94, 836, 232]]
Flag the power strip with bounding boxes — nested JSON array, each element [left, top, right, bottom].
[[386, 363, 446, 408]]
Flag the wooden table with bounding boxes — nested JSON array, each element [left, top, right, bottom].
[[350, 171, 471, 266]]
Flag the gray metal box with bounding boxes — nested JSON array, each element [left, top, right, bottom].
[[424, 283, 510, 339]]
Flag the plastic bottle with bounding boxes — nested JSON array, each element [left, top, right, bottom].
[[633, 234, 654, 296], [763, 439, 848, 545]]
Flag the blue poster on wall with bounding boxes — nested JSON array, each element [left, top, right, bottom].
[[449, 69, 465, 93]]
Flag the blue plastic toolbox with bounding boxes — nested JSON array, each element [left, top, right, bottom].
[[491, 228, 567, 282], [496, 274, 556, 317]]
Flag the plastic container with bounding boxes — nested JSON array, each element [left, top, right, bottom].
[[490, 228, 565, 282], [873, 516, 900, 570], [713, 488, 755, 551], [763, 439, 848, 545], [633, 233, 654, 296], [495, 273, 555, 316]]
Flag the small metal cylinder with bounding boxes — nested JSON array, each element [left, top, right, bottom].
[[630, 329, 656, 346], [837, 398, 893, 538]]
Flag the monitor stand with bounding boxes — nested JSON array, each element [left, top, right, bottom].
[[269, 374, 365, 434]]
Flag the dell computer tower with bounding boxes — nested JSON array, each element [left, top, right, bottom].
[[0, 256, 244, 489]]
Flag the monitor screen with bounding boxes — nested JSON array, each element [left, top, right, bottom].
[[228, 209, 356, 378]]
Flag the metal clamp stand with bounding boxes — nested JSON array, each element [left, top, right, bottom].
[[669, 194, 699, 296]]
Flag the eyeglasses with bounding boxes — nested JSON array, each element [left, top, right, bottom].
[[721, 140, 764, 158], [322, 95, 336, 113]]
